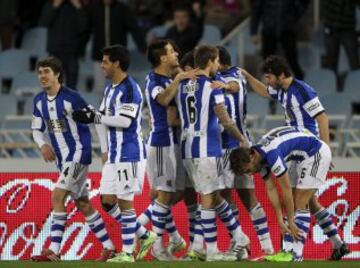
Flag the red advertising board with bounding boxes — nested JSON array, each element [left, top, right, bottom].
[[0, 172, 359, 260]]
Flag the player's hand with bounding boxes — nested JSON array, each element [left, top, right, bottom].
[[240, 139, 249, 148], [72, 107, 96, 124], [251, 35, 260, 45], [41, 144, 56, 162], [53, 0, 64, 8], [278, 218, 291, 235], [101, 152, 108, 164], [210, 80, 228, 90], [288, 220, 302, 241], [175, 68, 199, 82]]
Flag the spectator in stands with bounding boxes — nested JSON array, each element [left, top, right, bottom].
[[165, 3, 205, 58], [39, 0, 87, 90], [250, 0, 309, 80], [322, 0, 360, 75], [206, 0, 250, 35], [85, 0, 146, 93], [0, 0, 18, 51]]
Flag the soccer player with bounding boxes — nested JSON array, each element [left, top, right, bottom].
[[72, 45, 155, 262], [177, 45, 250, 261], [143, 39, 197, 260], [31, 57, 115, 262], [212, 46, 274, 256], [241, 55, 349, 260], [230, 126, 333, 261]]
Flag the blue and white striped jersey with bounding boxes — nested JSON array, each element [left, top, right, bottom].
[[99, 76, 144, 163], [176, 75, 225, 158], [219, 67, 252, 149], [32, 87, 92, 169], [267, 79, 325, 136], [145, 71, 175, 147], [253, 126, 322, 178]]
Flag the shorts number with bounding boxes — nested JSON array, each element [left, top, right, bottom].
[[186, 95, 197, 124], [300, 168, 306, 179], [117, 169, 129, 182]]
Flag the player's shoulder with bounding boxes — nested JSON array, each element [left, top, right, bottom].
[[34, 91, 45, 103], [61, 86, 83, 100], [146, 71, 170, 88], [292, 79, 317, 99]]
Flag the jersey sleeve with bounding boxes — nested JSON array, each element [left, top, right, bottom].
[[31, 99, 45, 132], [266, 149, 288, 177], [118, 88, 141, 119], [150, 85, 165, 100], [302, 96, 325, 118], [267, 86, 279, 100], [211, 88, 225, 106]]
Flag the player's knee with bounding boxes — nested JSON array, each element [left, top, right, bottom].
[[51, 189, 67, 206], [76, 197, 92, 214]]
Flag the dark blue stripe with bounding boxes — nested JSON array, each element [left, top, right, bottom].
[[326, 229, 338, 237], [194, 229, 203, 235], [253, 217, 267, 225], [99, 234, 109, 242], [121, 217, 136, 224], [123, 239, 134, 245], [227, 222, 239, 231], [51, 236, 62, 243], [144, 209, 152, 219], [202, 227, 217, 233], [320, 221, 333, 229], [201, 218, 216, 224], [319, 212, 330, 220], [296, 223, 309, 233], [51, 224, 65, 231], [205, 236, 217, 243], [91, 223, 105, 233], [122, 227, 136, 234], [284, 234, 294, 242], [152, 221, 165, 229], [219, 215, 232, 223], [166, 226, 176, 233], [152, 211, 169, 217], [296, 216, 311, 223], [257, 228, 269, 236]]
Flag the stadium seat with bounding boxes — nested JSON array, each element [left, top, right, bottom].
[[21, 27, 47, 60], [304, 69, 337, 97], [81, 91, 103, 108], [0, 49, 31, 93], [321, 93, 352, 116], [343, 70, 360, 94], [0, 95, 19, 124], [146, 25, 169, 44], [11, 71, 40, 94], [129, 50, 151, 72], [342, 141, 360, 157], [200, 24, 221, 44], [246, 93, 270, 117]]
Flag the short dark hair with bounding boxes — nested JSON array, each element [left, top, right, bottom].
[[261, 55, 292, 77], [217, 46, 232, 66], [102, 44, 130, 71], [180, 50, 194, 69], [229, 147, 252, 176], [147, 39, 178, 68], [37, 56, 64, 84], [194, 45, 218, 69]]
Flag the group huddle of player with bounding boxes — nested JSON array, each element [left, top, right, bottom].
[[30, 40, 350, 262]]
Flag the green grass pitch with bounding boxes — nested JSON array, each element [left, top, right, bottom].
[[0, 261, 359, 268]]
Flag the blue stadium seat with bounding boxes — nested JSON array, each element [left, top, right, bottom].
[[80, 91, 103, 108], [304, 69, 337, 97], [0, 49, 30, 78], [11, 71, 40, 94], [146, 25, 169, 43], [21, 27, 47, 59], [343, 70, 360, 93], [247, 93, 270, 117], [0, 95, 18, 124], [200, 24, 221, 44], [321, 92, 352, 116]]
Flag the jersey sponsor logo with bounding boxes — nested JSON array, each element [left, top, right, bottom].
[[47, 119, 68, 133], [308, 102, 320, 112]]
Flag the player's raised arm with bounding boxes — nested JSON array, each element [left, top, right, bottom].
[[240, 68, 271, 98]]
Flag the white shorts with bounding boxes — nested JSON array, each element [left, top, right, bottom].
[[146, 145, 177, 192], [220, 148, 235, 189], [234, 174, 255, 189], [136, 159, 147, 195], [183, 157, 224, 195], [175, 145, 193, 190], [100, 162, 141, 201], [288, 142, 331, 189], [55, 162, 89, 200]]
